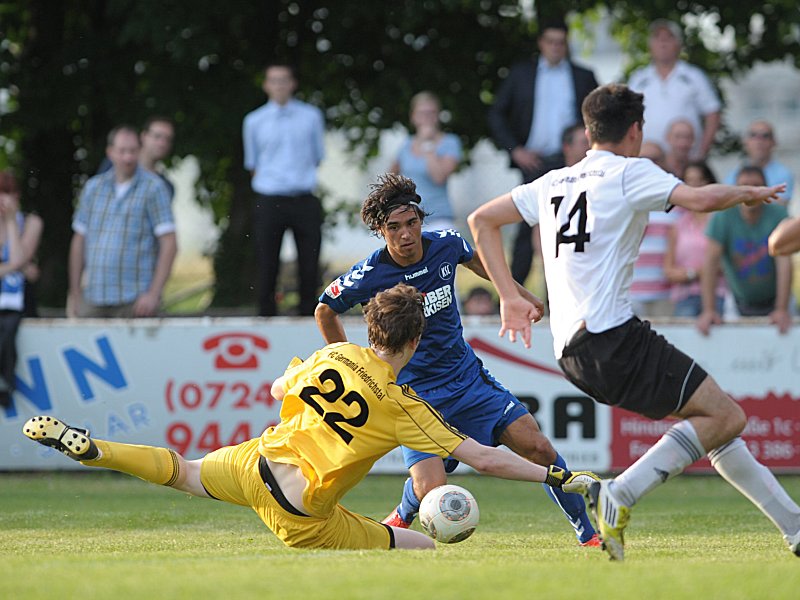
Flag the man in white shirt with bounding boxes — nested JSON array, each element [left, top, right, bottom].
[[628, 20, 720, 159], [468, 83, 800, 561]]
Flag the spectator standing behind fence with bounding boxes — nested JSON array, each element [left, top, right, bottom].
[[664, 161, 725, 317], [628, 20, 720, 160], [628, 135, 682, 318], [629, 213, 678, 318], [68, 126, 177, 319], [243, 62, 325, 317], [97, 116, 176, 200], [697, 166, 792, 335], [138, 116, 176, 199], [461, 286, 498, 316], [629, 119, 696, 317], [390, 91, 462, 231], [724, 120, 794, 203], [488, 18, 598, 285], [662, 119, 695, 178], [0, 171, 43, 407], [639, 140, 665, 167], [561, 123, 592, 169]]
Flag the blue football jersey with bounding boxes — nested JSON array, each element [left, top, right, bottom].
[[320, 230, 474, 390]]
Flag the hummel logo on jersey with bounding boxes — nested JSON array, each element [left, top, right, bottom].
[[423, 285, 452, 317], [404, 266, 428, 281]]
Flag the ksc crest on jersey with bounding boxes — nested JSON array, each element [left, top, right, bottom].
[[438, 262, 453, 280]]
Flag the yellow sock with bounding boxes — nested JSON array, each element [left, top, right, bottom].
[[82, 440, 180, 486]]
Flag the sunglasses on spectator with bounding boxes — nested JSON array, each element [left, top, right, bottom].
[[747, 131, 773, 139]]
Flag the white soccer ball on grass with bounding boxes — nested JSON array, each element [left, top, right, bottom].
[[418, 484, 479, 543]]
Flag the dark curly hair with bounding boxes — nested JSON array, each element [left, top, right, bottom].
[[361, 173, 429, 235], [363, 282, 426, 354]]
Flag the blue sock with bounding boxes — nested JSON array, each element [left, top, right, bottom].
[[397, 477, 420, 524], [542, 452, 596, 543]]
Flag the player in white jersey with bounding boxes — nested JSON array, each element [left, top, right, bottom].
[[769, 215, 800, 256], [468, 83, 800, 561]]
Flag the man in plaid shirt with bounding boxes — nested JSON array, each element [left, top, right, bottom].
[[68, 125, 177, 318]]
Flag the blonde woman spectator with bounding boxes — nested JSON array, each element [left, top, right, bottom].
[[391, 91, 462, 231]]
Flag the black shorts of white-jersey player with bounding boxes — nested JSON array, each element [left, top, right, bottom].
[[469, 83, 800, 560], [315, 173, 601, 547]]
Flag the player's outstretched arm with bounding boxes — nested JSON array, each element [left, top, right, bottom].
[[451, 438, 598, 492], [314, 302, 348, 344], [670, 182, 786, 213], [769, 217, 800, 256], [468, 194, 539, 347]]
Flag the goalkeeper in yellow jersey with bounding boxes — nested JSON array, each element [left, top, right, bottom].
[[23, 282, 598, 550]]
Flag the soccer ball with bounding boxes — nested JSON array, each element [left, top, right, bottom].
[[418, 484, 479, 543]]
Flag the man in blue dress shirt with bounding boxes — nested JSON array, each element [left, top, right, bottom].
[[315, 173, 600, 547], [243, 63, 325, 316]]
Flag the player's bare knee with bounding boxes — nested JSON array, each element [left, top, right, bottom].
[[172, 458, 209, 498], [513, 434, 556, 465], [412, 473, 446, 500], [392, 528, 436, 550], [534, 436, 557, 464], [721, 399, 747, 439], [500, 416, 557, 464]]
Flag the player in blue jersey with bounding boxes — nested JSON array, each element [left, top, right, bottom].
[[315, 173, 599, 546]]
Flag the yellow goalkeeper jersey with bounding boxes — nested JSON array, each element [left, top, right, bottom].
[[259, 342, 467, 518]]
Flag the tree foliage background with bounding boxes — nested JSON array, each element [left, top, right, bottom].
[[1, 0, 798, 308]]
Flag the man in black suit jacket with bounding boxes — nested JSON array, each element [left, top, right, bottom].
[[488, 19, 598, 285]]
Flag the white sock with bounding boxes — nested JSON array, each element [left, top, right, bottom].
[[709, 437, 800, 537], [612, 420, 705, 506]]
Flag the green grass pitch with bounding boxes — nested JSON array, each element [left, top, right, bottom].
[[2, 473, 799, 599]]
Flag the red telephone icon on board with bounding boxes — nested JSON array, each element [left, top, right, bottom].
[[202, 332, 269, 370]]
